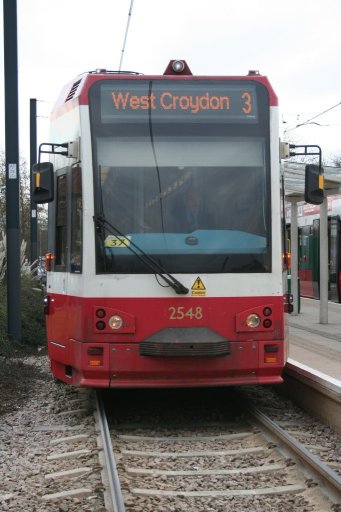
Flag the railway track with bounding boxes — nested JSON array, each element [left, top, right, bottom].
[[2, 354, 339, 511], [98, 387, 341, 512]]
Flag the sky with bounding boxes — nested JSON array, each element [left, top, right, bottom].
[[0, 0, 341, 165]]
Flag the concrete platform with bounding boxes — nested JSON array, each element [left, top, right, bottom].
[[288, 297, 341, 382]]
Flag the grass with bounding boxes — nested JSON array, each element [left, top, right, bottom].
[[0, 233, 46, 355]]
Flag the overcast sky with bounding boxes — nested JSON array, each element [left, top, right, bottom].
[[1, 0, 341, 164]]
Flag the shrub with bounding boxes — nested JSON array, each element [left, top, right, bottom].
[[20, 274, 46, 346], [0, 275, 46, 355]]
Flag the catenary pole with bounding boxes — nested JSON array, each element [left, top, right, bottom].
[[30, 98, 38, 263], [3, 0, 22, 340]]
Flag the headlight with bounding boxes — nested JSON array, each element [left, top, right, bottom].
[[108, 315, 123, 330], [172, 60, 185, 72], [246, 313, 261, 328]]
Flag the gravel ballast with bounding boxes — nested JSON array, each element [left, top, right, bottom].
[[0, 351, 106, 511]]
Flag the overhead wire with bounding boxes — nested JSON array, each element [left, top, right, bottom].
[[284, 100, 341, 133], [119, 0, 135, 72]]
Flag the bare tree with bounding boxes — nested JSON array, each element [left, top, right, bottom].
[[330, 154, 341, 167], [0, 152, 46, 261]]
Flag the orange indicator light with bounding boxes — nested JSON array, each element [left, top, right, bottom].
[[264, 356, 277, 364], [89, 359, 102, 367]]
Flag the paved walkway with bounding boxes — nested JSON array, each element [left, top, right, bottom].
[[288, 297, 341, 382]]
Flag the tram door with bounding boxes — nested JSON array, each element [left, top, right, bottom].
[[298, 225, 314, 298], [329, 217, 341, 303], [313, 217, 341, 302]]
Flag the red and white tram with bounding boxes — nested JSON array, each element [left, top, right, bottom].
[[34, 60, 288, 387]]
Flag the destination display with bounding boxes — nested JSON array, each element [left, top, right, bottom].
[[97, 80, 259, 123]]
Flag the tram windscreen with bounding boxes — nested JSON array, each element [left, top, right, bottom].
[[89, 79, 271, 274]]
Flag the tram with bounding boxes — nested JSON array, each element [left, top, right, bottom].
[[297, 198, 341, 302], [33, 60, 289, 388]]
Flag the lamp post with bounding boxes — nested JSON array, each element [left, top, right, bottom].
[[30, 98, 38, 263]]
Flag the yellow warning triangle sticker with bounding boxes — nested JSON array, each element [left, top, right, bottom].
[[191, 276, 206, 290]]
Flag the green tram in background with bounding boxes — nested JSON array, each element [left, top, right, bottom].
[[291, 199, 341, 303]]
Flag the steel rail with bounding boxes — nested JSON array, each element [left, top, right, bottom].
[[248, 402, 341, 497], [95, 391, 125, 512]]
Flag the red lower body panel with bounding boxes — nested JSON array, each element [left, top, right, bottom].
[[46, 294, 286, 388], [48, 338, 284, 388]]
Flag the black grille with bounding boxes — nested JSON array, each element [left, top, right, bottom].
[[65, 79, 82, 102], [140, 327, 230, 357], [140, 340, 230, 357]]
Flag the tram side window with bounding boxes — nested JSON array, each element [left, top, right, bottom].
[[55, 174, 67, 268], [70, 166, 82, 273]]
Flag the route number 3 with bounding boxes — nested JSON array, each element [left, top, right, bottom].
[[168, 306, 203, 320], [241, 92, 252, 114]]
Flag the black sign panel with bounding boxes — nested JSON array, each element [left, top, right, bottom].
[[98, 80, 259, 124]]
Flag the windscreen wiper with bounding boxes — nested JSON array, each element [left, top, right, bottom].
[[94, 215, 189, 295]]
